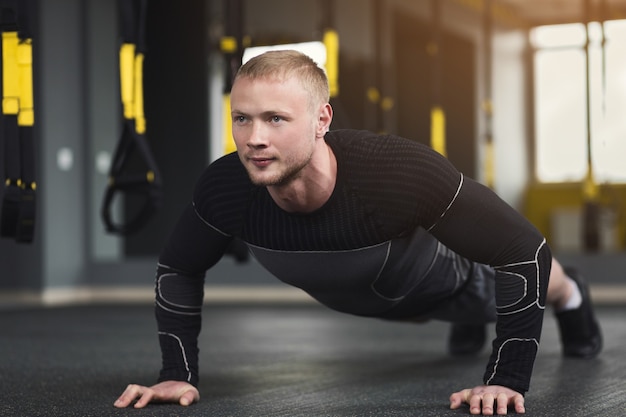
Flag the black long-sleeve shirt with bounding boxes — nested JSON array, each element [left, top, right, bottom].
[[156, 129, 551, 394]]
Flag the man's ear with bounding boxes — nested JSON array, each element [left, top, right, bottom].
[[316, 103, 333, 137]]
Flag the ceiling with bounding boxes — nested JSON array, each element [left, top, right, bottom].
[[494, 0, 626, 27]]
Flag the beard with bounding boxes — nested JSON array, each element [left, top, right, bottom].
[[247, 152, 313, 187]]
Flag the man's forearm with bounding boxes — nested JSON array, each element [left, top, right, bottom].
[[482, 242, 551, 394], [155, 264, 205, 387]]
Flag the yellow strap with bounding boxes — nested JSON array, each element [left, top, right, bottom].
[[17, 39, 34, 126], [133, 53, 146, 134], [484, 140, 495, 188], [223, 93, 236, 154], [2, 32, 19, 115], [120, 43, 135, 119], [323, 29, 339, 97], [583, 167, 599, 201], [430, 106, 447, 157]]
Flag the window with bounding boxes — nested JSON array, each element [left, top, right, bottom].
[[531, 20, 626, 183]]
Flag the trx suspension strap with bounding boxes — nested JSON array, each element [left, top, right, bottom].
[[220, 0, 244, 155], [428, 0, 446, 157], [101, 0, 162, 235], [482, 0, 495, 189], [0, 0, 36, 243], [319, 0, 339, 99], [581, 0, 600, 251], [219, 0, 250, 263]]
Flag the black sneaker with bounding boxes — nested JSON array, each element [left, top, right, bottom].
[[555, 267, 603, 359], [448, 323, 486, 356]]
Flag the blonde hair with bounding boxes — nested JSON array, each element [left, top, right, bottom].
[[234, 50, 330, 108]]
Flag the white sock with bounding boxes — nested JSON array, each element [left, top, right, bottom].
[[559, 277, 583, 312]]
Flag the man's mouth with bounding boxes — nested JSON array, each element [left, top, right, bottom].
[[249, 156, 274, 168]]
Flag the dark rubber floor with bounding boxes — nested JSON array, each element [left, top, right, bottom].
[[0, 302, 624, 416]]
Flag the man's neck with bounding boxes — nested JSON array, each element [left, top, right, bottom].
[[268, 142, 337, 213]]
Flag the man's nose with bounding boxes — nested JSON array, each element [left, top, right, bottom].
[[247, 122, 268, 147]]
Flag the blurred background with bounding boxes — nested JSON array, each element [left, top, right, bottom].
[[1, 0, 625, 307]]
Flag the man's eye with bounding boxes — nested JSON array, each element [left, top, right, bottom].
[[234, 115, 246, 123], [271, 116, 283, 123]]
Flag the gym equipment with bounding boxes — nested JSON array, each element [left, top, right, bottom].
[[101, 0, 162, 236], [428, 0, 446, 157], [581, 0, 600, 251], [0, 0, 36, 243]]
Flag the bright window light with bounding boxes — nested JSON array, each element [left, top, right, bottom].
[[531, 23, 586, 48], [534, 48, 587, 181], [532, 20, 626, 183]]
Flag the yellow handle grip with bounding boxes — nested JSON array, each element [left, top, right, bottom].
[[2, 32, 19, 115], [120, 43, 136, 119]]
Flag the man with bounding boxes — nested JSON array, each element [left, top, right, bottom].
[[115, 50, 601, 415]]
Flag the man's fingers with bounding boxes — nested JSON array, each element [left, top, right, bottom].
[[469, 393, 483, 415], [513, 394, 525, 414], [449, 396, 460, 409], [481, 392, 495, 415], [133, 388, 155, 409], [113, 384, 156, 409], [179, 389, 197, 406], [449, 389, 469, 409], [449, 387, 525, 415], [113, 384, 137, 408], [115, 381, 200, 409], [496, 392, 509, 415], [114, 384, 145, 408]]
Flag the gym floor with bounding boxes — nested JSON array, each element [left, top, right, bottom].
[[1, 302, 624, 417]]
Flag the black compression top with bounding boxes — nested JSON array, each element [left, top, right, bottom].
[[156, 129, 551, 394]]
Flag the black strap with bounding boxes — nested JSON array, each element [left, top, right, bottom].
[[119, 0, 147, 51], [101, 119, 162, 235], [0, 115, 21, 237], [15, 0, 32, 38], [101, 0, 162, 236], [1, 122, 35, 242], [15, 124, 35, 241]]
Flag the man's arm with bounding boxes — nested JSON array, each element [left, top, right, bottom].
[[429, 175, 551, 395], [155, 263, 205, 386], [156, 203, 233, 385], [115, 203, 232, 406]]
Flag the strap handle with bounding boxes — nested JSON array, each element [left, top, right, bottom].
[[101, 0, 162, 236], [101, 120, 162, 235]]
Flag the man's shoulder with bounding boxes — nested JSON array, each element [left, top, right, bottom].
[[209, 151, 245, 170], [199, 152, 248, 183], [326, 129, 428, 153], [326, 129, 434, 171], [191, 153, 255, 234], [325, 129, 383, 147], [194, 153, 252, 205]]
